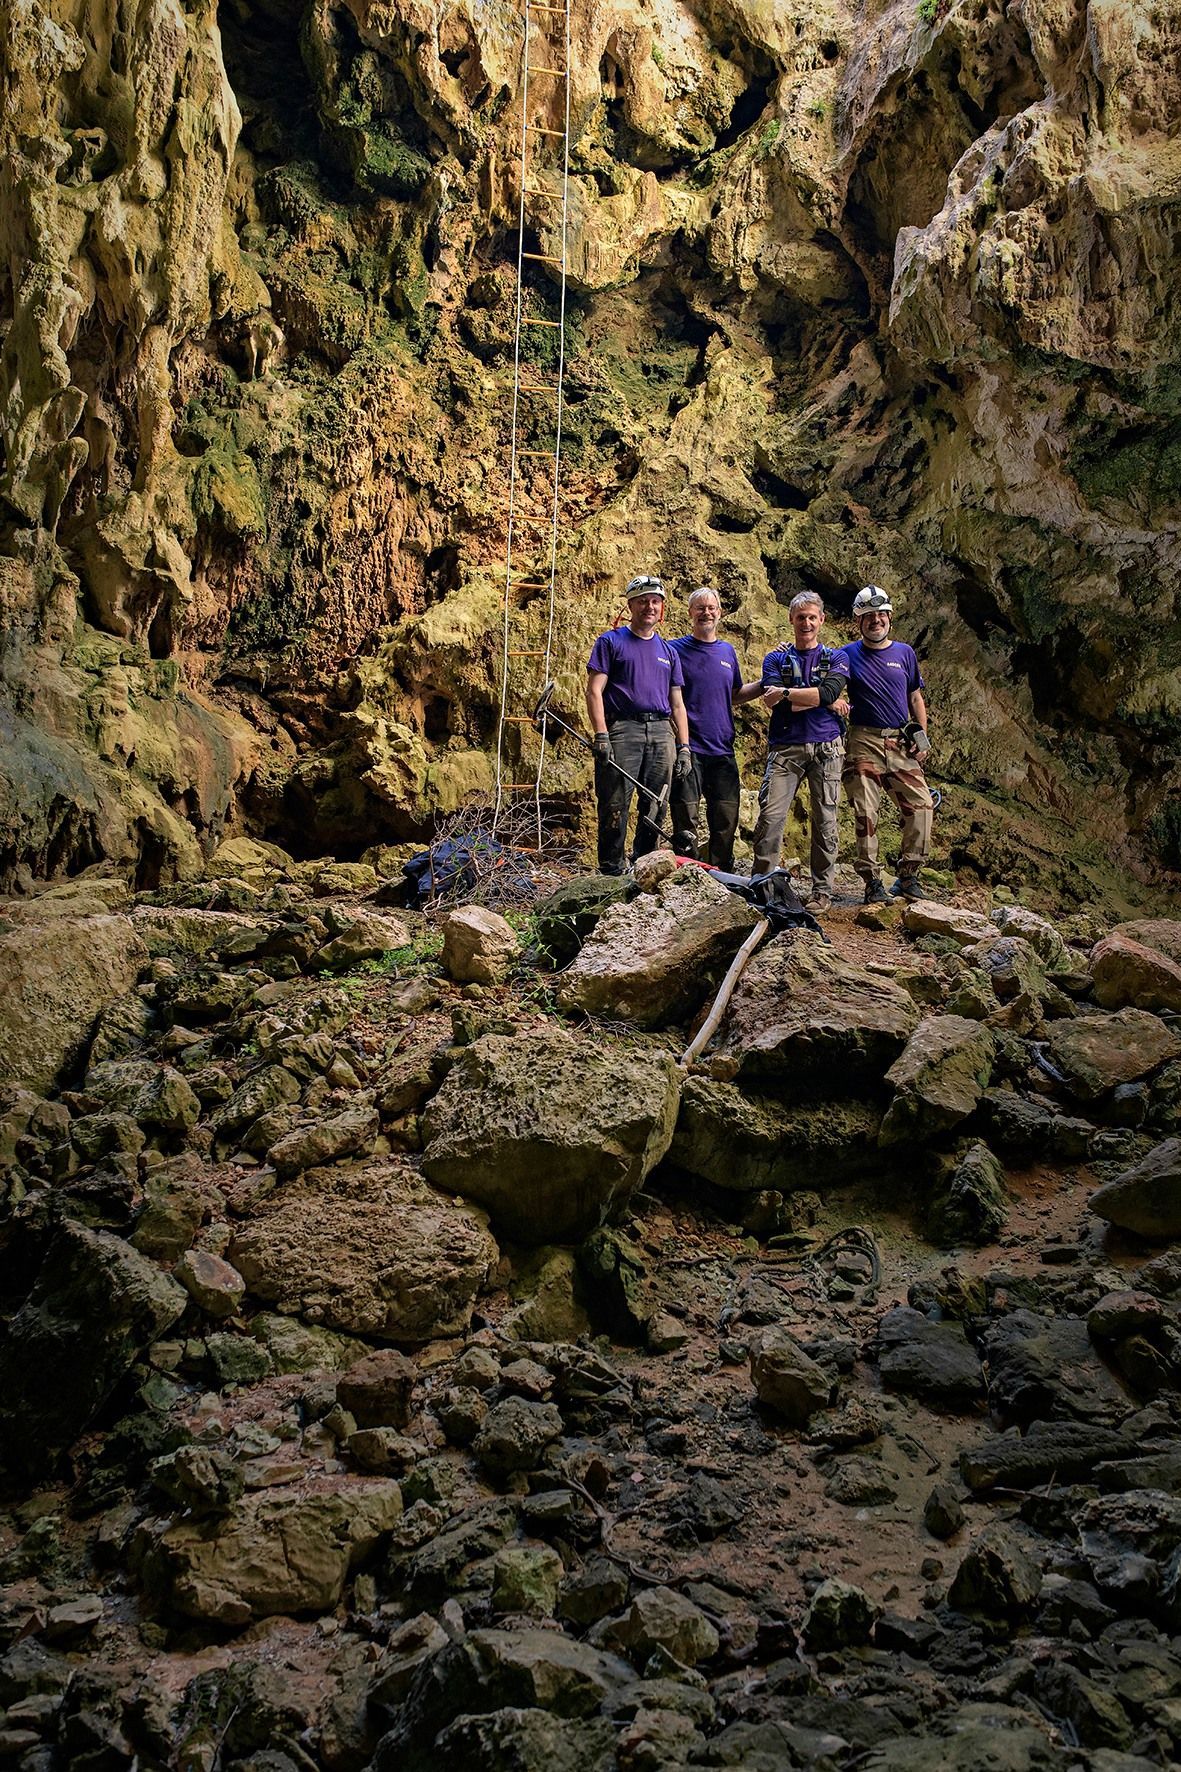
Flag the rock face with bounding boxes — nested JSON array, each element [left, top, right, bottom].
[[0, 0, 1178, 896], [713, 931, 919, 1093], [0, 1223, 187, 1484], [0, 915, 147, 1091], [557, 868, 759, 1029], [670, 1076, 881, 1193], [421, 1028, 681, 1243], [229, 1161, 498, 1343]]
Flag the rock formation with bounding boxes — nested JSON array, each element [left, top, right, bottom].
[[0, 0, 1176, 901]]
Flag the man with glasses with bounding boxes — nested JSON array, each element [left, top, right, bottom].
[[586, 575, 691, 875]]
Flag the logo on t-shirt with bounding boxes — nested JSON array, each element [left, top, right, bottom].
[[885, 660, 903, 670]]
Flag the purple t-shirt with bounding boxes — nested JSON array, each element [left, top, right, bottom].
[[836, 639, 924, 730], [668, 637, 742, 757], [763, 645, 849, 747], [587, 625, 684, 723]]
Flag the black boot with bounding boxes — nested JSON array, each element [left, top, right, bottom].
[[862, 878, 890, 906], [890, 871, 925, 901]]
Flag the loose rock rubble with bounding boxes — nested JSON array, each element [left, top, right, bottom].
[[1, 857, 1181, 1772]]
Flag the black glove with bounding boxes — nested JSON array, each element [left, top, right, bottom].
[[592, 731, 611, 760], [900, 719, 930, 758], [674, 746, 694, 781]]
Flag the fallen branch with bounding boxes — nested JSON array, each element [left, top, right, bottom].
[[678, 918, 769, 1069]]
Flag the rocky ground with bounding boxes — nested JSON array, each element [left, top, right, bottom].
[[2, 835, 1181, 1769]]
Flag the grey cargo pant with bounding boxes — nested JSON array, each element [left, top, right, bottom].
[[751, 739, 844, 886]]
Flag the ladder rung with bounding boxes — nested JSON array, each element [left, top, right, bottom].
[[524, 187, 562, 200], [519, 384, 557, 394], [527, 65, 567, 76], [525, 126, 566, 139], [522, 250, 563, 263], [523, 317, 560, 327], [502, 715, 536, 723], [506, 782, 541, 790], [527, 4, 567, 13], [518, 449, 555, 457]]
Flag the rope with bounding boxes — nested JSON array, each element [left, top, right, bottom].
[[493, 0, 571, 850]]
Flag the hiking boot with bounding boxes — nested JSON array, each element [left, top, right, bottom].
[[809, 890, 832, 913], [862, 878, 890, 906], [891, 873, 925, 901]]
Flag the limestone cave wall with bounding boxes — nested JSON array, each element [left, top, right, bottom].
[[1, 0, 1178, 896]]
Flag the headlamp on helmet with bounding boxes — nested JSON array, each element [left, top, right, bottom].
[[626, 574, 665, 601], [852, 585, 893, 617]]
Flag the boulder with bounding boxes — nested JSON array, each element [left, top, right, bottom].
[[982, 1311, 1132, 1426], [750, 1327, 836, 1425], [712, 930, 919, 1094], [670, 1076, 881, 1193], [130, 906, 262, 957], [948, 1525, 1042, 1617], [83, 1058, 201, 1134], [532, 875, 636, 967], [337, 1350, 417, 1428], [1089, 1139, 1181, 1240], [471, 1397, 563, 1478], [439, 905, 518, 985], [800, 1578, 880, 1650], [267, 1100, 380, 1177], [1045, 1010, 1180, 1100], [879, 1016, 995, 1146], [557, 866, 759, 1028], [146, 1480, 404, 1624], [979, 1089, 1093, 1164], [957, 935, 1047, 1001], [1089, 932, 1181, 1013], [0, 1223, 187, 1484], [901, 903, 996, 945], [491, 1546, 564, 1617], [927, 1141, 1009, 1246], [961, 1421, 1142, 1495], [229, 1160, 498, 1343], [173, 1249, 246, 1319], [876, 1307, 984, 1408], [421, 1027, 680, 1243], [606, 1588, 719, 1666], [372, 1628, 636, 1769], [1111, 919, 1181, 966], [0, 915, 148, 1092], [990, 905, 1070, 968], [313, 910, 413, 973]]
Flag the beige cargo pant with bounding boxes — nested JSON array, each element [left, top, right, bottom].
[[843, 726, 934, 881]]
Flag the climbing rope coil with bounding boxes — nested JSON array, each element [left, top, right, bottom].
[[492, 0, 573, 847]]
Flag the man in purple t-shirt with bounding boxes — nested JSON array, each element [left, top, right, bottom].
[[750, 592, 851, 908], [836, 585, 934, 904], [668, 587, 764, 869], [585, 575, 691, 875]]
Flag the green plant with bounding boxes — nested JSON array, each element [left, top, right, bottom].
[[916, 0, 946, 21], [755, 119, 781, 161]]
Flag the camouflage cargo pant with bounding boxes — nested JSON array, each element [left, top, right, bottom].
[[842, 726, 934, 880]]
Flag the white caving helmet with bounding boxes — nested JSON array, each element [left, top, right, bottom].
[[852, 585, 893, 617], [626, 574, 665, 601]]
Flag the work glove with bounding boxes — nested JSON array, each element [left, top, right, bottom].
[[900, 719, 930, 758], [674, 746, 694, 781], [592, 731, 611, 760]]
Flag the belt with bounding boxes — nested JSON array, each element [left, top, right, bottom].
[[610, 711, 671, 724], [851, 724, 902, 738]]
